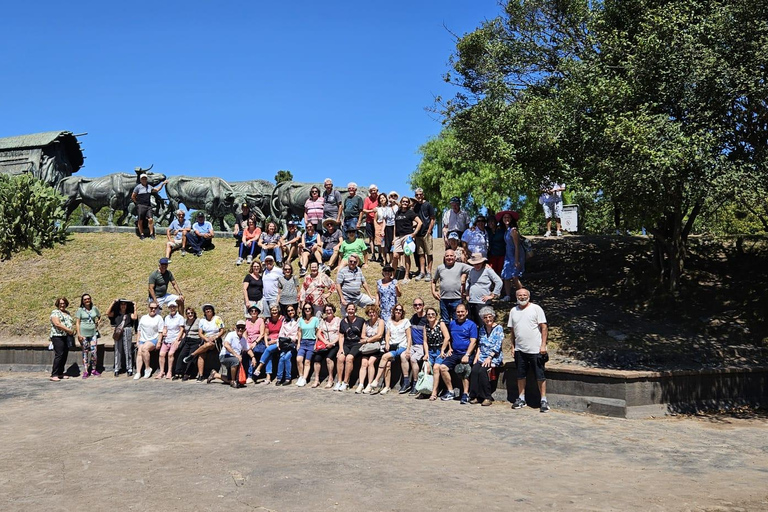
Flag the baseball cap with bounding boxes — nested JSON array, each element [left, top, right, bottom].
[[167, 301, 178, 308], [235, 319, 247, 328], [159, 257, 169, 265], [450, 196, 461, 204], [447, 232, 460, 240]]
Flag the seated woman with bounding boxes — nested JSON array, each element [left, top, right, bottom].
[[135, 302, 164, 379], [334, 303, 365, 391], [356, 304, 385, 394], [176, 307, 203, 380], [244, 304, 265, 384], [260, 222, 283, 265], [281, 220, 303, 264], [253, 305, 284, 384], [298, 222, 321, 277], [181, 304, 223, 380], [469, 306, 504, 405], [311, 304, 341, 388], [370, 304, 411, 395], [207, 320, 249, 388], [276, 305, 299, 386], [446, 232, 467, 263], [236, 218, 261, 266]]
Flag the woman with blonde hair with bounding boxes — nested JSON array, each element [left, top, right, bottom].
[[50, 297, 76, 381]]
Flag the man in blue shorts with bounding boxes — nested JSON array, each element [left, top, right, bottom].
[[434, 303, 477, 404]]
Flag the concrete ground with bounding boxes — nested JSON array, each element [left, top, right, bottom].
[[1, 373, 766, 512]]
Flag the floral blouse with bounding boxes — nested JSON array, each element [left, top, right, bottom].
[[50, 309, 74, 338], [477, 324, 504, 367]]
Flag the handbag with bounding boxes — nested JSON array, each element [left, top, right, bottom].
[[66, 334, 76, 349], [278, 336, 295, 351], [360, 341, 381, 355], [315, 329, 328, 351], [237, 364, 247, 385], [415, 361, 434, 395], [112, 316, 126, 341]]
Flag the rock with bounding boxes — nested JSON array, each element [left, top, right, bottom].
[[607, 330, 628, 341]]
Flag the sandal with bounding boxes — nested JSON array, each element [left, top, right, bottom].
[[429, 394, 437, 401], [49, 376, 61, 382], [310, 381, 320, 388], [324, 381, 334, 389], [155, 372, 165, 380]]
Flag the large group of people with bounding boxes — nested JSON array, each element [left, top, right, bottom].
[[49, 181, 555, 412]]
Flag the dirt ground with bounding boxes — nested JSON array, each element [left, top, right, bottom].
[[1, 373, 766, 511]]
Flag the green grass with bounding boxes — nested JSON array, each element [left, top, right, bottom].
[[0, 233, 444, 337]]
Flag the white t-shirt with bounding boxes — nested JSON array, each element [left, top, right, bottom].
[[386, 318, 411, 347], [199, 316, 225, 338], [163, 312, 185, 344], [138, 314, 165, 342], [507, 304, 547, 354], [262, 268, 281, 302], [220, 331, 246, 357]]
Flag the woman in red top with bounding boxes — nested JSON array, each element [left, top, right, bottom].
[[252, 304, 284, 384]]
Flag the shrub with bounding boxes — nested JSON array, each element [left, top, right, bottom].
[[0, 173, 69, 259]]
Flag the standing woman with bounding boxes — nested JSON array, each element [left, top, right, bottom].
[[50, 297, 76, 381], [391, 196, 422, 283], [469, 306, 504, 406], [244, 304, 265, 384], [376, 265, 401, 322], [486, 214, 506, 276], [311, 304, 341, 388], [295, 303, 321, 387], [370, 304, 411, 395], [108, 299, 137, 377], [242, 260, 264, 315], [304, 185, 325, 232], [384, 191, 399, 266], [276, 305, 299, 386], [373, 193, 389, 263], [276, 264, 300, 318], [356, 304, 385, 394], [498, 211, 525, 300], [75, 293, 102, 378], [253, 304, 284, 384]]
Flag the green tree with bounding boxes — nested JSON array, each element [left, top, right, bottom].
[[274, 170, 293, 184]]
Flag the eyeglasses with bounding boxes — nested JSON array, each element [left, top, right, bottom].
[[413, 303, 423, 307], [426, 313, 436, 317], [149, 307, 158, 311], [186, 312, 194, 316]]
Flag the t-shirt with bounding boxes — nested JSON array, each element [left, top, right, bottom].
[[75, 306, 100, 338], [133, 184, 152, 206], [339, 316, 364, 343], [221, 331, 246, 357], [305, 197, 325, 225], [322, 229, 342, 250], [234, 211, 252, 232], [386, 318, 411, 347], [262, 268, 281, 302], [394, 209, 417, 237], [339, 238, 367, 260], [448, 318, 478, 355], [409, 313, 428, 347], [138, 314, 164, 342], [377, 206, 396, 227], [461, 228, 489, 257], [322, 189, 342, 219], [319, 316, 341, 344], [168, 219, 191, 240], [442, 209, 470, 233], [432, 263, 471, 300], [363, 195, 379, 223], [299, 316, 320, 340], [303, 231, 319, 250], [343, 195, 364, 219], [283, 228, 302, 245], [265, 317, 284, 342], [541, 182, 565, 202], [507, 304, 547, 354], [245, 317, 264, 346], [199, 316, 225, 338], [243, 274, 264, 302], [148, 269, 175, 298], [336, 266, 367, 303], [261, 232, 281, 246], [184, 318, 200, 341], [277, 275, 300, 305], [467, 266, 503, 304], [163, 312, 185, 343], [413, 201, 435, 236], [489, 227, 506, 257], [193, 221, 214, 235]]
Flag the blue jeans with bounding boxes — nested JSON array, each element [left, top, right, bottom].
[[277, 349, 293, 381], [261, 246, 283, 263], [343, 218, 358, 240], [259, 343, 279, 374], [440, 299, 462, 325], [239, 241, 259, 259]]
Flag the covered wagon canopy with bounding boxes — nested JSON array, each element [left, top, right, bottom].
[[0, 130, 84, 185]]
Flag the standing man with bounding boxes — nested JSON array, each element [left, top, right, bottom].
[[322, 178, 343, 229], [461, 215, 489, 258], [442, 196, 470, 247], [413, 188, 436, 281], [540, 180, 566, 237], [362, 184, 380, 265], [131, 173, 167, 240], [165, 210, 190, 261], [261, 255, 281, 316], [148, 258, 184, 312], [508, 288, 550, 412], [342, 182, 364, 241], [431, 249, 471, 324], [186, 212, 215, 256], [465, 253, 503, 326]]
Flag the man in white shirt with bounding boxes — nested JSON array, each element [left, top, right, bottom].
[[135, 302, 165, 379], [165, 210, 190, 260], [539, 181, 566, 237], [207, 320, 250, 388], [441, 196, 470, 248], [507, 288, 550, 412]]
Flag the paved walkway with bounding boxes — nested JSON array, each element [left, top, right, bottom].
[[0, 373, 766, 511]]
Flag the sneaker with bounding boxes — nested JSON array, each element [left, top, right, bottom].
[[139, 235, 145, 240], [512, 397, 526, 409], [380, 387, 390, 395], [181, 249, 187, 256], [370, 384, 381, 395], [556, 230, 562, 237], [500, 295, 511, 302], [246, 255, 253, 263], [481, 399, 493, 406], [339, 382, 349, 391], [82, 372, 89, 380], [355, 384, 364, 394], [540, 400, 551, 413], [414, 273, 425, 281], [245, 377, 254, 384], [398, 381, 412, 394], [424, 272, 432, 281], [236, 257, 244, 266], [195, 252, 203, 257], [299, 267, 307, 277], [114, 371, 119, 377], [144, 368, 152, 379], [401, 278, 410, 284], [127, 370, 133, 377], [409, 386, 418, 395], [333, 381, 342, 391], [362, 385, 372, 394], [133, 373, 141, 380], [91, 370, 101, 377], [460, 393, 469, 404], [150, 234, 156, 240], [440, 390, 454, 401], [544, 231, 552, 237], [297, 377, 306, 387]]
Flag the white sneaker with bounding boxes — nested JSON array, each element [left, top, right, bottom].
[[246, 255, 253, 263], [544, 231, 552, 237], [556, 230, 562, 236], [362, 385, 372, 394], [355, 384, 364, 394], [236, 257, 243, 266], [144, 368, 152, 379], [181, 249, 187, 257], [380, 387, 390, 395], [297, 377, 306, 387], [133, 373, 141, 380], [333, 381, 341, 391], [245, 377, 254, 384], [339, 382, 349, 391]]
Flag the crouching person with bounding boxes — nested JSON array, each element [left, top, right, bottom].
[[207, 320, 249, 388]]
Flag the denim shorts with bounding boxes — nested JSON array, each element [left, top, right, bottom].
[[139, 338, 158, 347], [427, 350, 444, 366], [297, 339, 315, 360], [388, 344, 407, 359]]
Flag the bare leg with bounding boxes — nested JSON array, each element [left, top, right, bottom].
[[335, 354, 346, 384], [343, 355, 355, 384]]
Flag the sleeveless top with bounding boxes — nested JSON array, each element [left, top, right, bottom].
[[426, 323, 445, 351]]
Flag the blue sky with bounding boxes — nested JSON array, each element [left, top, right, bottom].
[[1, 1, 499, 201]]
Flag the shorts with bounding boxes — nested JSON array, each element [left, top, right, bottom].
[[154, 294, 179, 310], [322, 248, 335, 261], [542, 201, 563, 219], [159, 341, 178, 355], [427, 349, 444, 366], [409, 343, 425, 363], [388, 344, 407, 359], [139, 338, 159, 347], [365, 222, 375, 241], [168, 239, 183, 250], [136, 204, 152, 221], [515, 351, 546, 381], [415, 234, 433, 256], [312, 344, 339, 363], [343, 340, 362, 357], [441, 352, 466, 371], [392, 236, 408, 254], [350, 293, 375, 308], [297, 339, 315, 360]]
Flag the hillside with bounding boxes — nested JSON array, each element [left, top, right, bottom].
[[1, 232, 766, 370]]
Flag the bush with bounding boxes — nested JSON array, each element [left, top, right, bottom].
[[0, 173, 69, 259]]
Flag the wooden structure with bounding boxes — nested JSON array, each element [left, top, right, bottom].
[[0, 130, 84, 185]]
